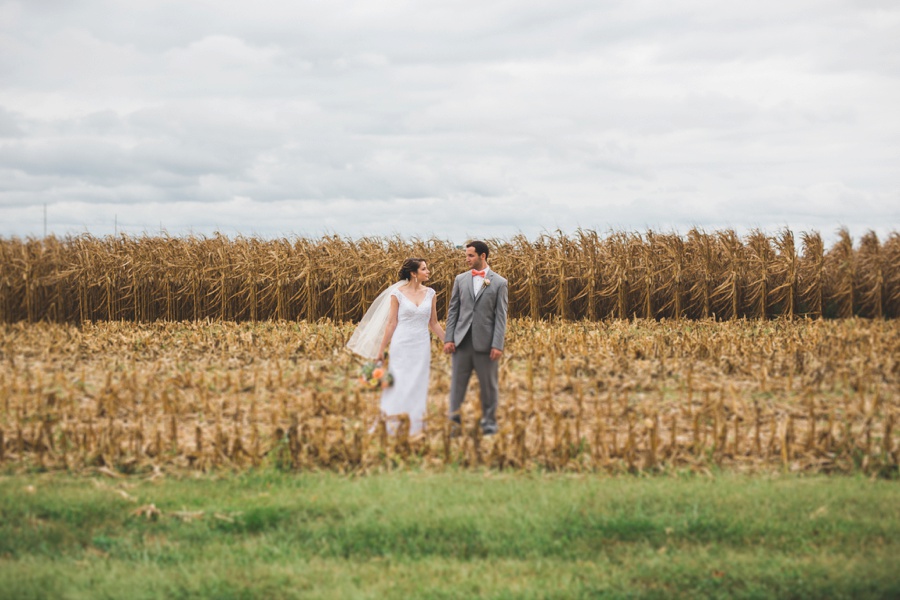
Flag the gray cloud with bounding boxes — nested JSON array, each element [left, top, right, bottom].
[[0, 0, 898, 243]]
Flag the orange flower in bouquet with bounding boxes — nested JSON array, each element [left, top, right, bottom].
[[359, 361, 394, 390]]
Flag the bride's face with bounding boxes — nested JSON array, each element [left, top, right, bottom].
[[415, 262, 430, 283]]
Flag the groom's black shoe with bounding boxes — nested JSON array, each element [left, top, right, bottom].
[[448, 416, 463, 438], [481, 422, 498, 436]]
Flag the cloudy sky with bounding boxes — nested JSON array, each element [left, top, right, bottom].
[[1, 0, 898, 243]]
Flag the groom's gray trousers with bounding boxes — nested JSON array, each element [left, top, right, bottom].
[[449, 332, 499, 426]]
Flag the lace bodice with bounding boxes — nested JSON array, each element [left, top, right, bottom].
[[392, 287, 434, 334]]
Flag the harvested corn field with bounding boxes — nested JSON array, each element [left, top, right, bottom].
[[2, 318, 897, 475]]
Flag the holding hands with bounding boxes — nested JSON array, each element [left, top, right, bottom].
[[443, 341, 501, 361]]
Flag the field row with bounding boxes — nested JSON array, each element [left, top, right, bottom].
[[2, 228, 898, 323], [1, 319, 898, 474]]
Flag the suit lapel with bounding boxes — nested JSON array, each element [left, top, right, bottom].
[[466, 272, 476, 303]]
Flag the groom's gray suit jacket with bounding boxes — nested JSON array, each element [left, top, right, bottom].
[[445, 270, 509, 352]]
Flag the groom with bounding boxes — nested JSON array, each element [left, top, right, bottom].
[[443, 240, 509, 435]]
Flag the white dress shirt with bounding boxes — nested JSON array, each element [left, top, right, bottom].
[[473, 265, 490, 296]]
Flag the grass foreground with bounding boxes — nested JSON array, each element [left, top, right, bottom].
[[1, 470, 899, 599]]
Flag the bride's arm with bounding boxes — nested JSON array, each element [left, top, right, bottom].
[[376, 296, 400, 360], [429, 295, 445, 343]]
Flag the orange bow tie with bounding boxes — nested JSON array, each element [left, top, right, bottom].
[[471, 270, 486, 277]]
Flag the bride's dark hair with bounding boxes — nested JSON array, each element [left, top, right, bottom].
[[399, 258, 426, 281]]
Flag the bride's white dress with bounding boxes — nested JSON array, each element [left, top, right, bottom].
[[380, 286, 434, 434]]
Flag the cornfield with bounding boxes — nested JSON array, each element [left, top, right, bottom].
[[1, 228, 898, 324], [1, 318, 897, 475]]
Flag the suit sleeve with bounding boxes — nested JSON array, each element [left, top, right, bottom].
[[445, 276, 461, 342], [491, 279, 509, 351]]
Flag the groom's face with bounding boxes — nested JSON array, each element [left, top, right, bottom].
[[465, 247, 486, 270]]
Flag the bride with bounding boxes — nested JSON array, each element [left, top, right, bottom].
[[346, 258, 445, 434]]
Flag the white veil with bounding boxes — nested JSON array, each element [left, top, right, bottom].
[[346, 281, 406, 359]]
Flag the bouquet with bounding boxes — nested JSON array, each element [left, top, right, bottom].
[[359, 361, 394, 390]]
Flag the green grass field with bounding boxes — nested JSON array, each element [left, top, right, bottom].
[[1, 470, 898, 599]]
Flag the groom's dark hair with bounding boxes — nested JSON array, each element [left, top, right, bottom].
[[466, 240, 489, 259]]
